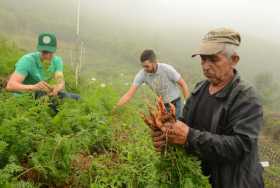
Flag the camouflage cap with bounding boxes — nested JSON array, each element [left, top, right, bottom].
[[192, 28, 241, 57]]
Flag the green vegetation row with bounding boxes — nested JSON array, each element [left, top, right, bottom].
[[0, 39, 210, 187]]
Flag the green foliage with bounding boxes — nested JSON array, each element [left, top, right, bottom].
[[0, 36, 210, 187], [0, 85, 210, 187], [1, 181, 37, 188], [156, 147, 210, 188], [0, 38, 24, 81], [1, 3, 280, 184], [0, 163, 23, 185]]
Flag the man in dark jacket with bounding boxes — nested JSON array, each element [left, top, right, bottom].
[[152, 28, 264, 188]]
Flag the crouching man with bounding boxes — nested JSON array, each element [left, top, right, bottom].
[[6, 32, 80, 101]]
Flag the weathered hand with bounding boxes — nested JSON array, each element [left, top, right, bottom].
[[151, 129, 166, 152], [163, 121, 190, 145]]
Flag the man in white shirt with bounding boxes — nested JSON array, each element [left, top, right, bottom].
[[117, 49, 189, 118]]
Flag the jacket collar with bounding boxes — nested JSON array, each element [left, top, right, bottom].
[[192, 69, 240, 99]]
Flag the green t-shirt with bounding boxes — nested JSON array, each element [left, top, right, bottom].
[[15, 52, 63, 85]]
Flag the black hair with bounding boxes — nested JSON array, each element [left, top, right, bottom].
[[140, 49, 156, 63], [41, 50, 52, 54]]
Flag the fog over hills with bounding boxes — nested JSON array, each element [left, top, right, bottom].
[[1, 0, 280, 83]]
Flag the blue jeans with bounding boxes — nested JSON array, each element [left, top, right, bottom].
[[164, 98, 182, 119]]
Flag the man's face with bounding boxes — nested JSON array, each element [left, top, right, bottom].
[[200, 53, 236, 85], [142, 60, 156, 73], [41, 51, 54, 62]]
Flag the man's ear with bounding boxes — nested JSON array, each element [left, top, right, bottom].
[[231, 54, 240, 66]]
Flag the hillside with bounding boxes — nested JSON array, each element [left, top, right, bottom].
[[0, 39, 212, 187], [0, 1, 280, 187], [1, 0, 280, 85], [0, 35, 280, 188]]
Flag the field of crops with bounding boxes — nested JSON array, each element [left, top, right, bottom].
[[260, 112, 280, 188], [0, 40, 212, 187], [1, 38, 280, 188]]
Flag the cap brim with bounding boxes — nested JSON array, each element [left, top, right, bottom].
[[191, 42, 225, 57], [37, 45, 56, 53]]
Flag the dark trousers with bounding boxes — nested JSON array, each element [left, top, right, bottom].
[[35, 91, 80, 100], [35, 91, 80, 113]]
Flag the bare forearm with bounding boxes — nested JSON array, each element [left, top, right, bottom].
[[6, 81, 32, 92], [117, 85, 137, 107], [117, 94, 132, 106], [182, 84, 190, 98], [54, 80, 65, 92], [177, 79, 190, 99], [179, 82, 189, 98]]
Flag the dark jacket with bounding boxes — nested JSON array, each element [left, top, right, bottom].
[[180, 72, 264, 188]]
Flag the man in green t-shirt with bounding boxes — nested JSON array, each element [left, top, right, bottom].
[[6, 32, 79, 100]]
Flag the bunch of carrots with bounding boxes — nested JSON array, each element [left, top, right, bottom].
[[141, 96, 177, 153]]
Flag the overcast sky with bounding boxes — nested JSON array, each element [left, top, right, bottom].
[[159, 0, 280, 41], [83, 0, 280, 43]]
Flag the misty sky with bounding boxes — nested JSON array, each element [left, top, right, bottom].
[[82, 0, 280, 43]]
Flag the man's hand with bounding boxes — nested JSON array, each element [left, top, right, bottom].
[[151, 129, 166, 152], [48, 72, 65, 96], [48, 87, 60, 96], [6, 73, 52, 93], [31, 81, 53, 92], [164, 121, 190, 145], [112, 105, 119, 114], [150, 121, 189, 152], [117, 85, 138, 107]]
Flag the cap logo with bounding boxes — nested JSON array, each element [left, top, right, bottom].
[[42, 36, 51, 44]]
